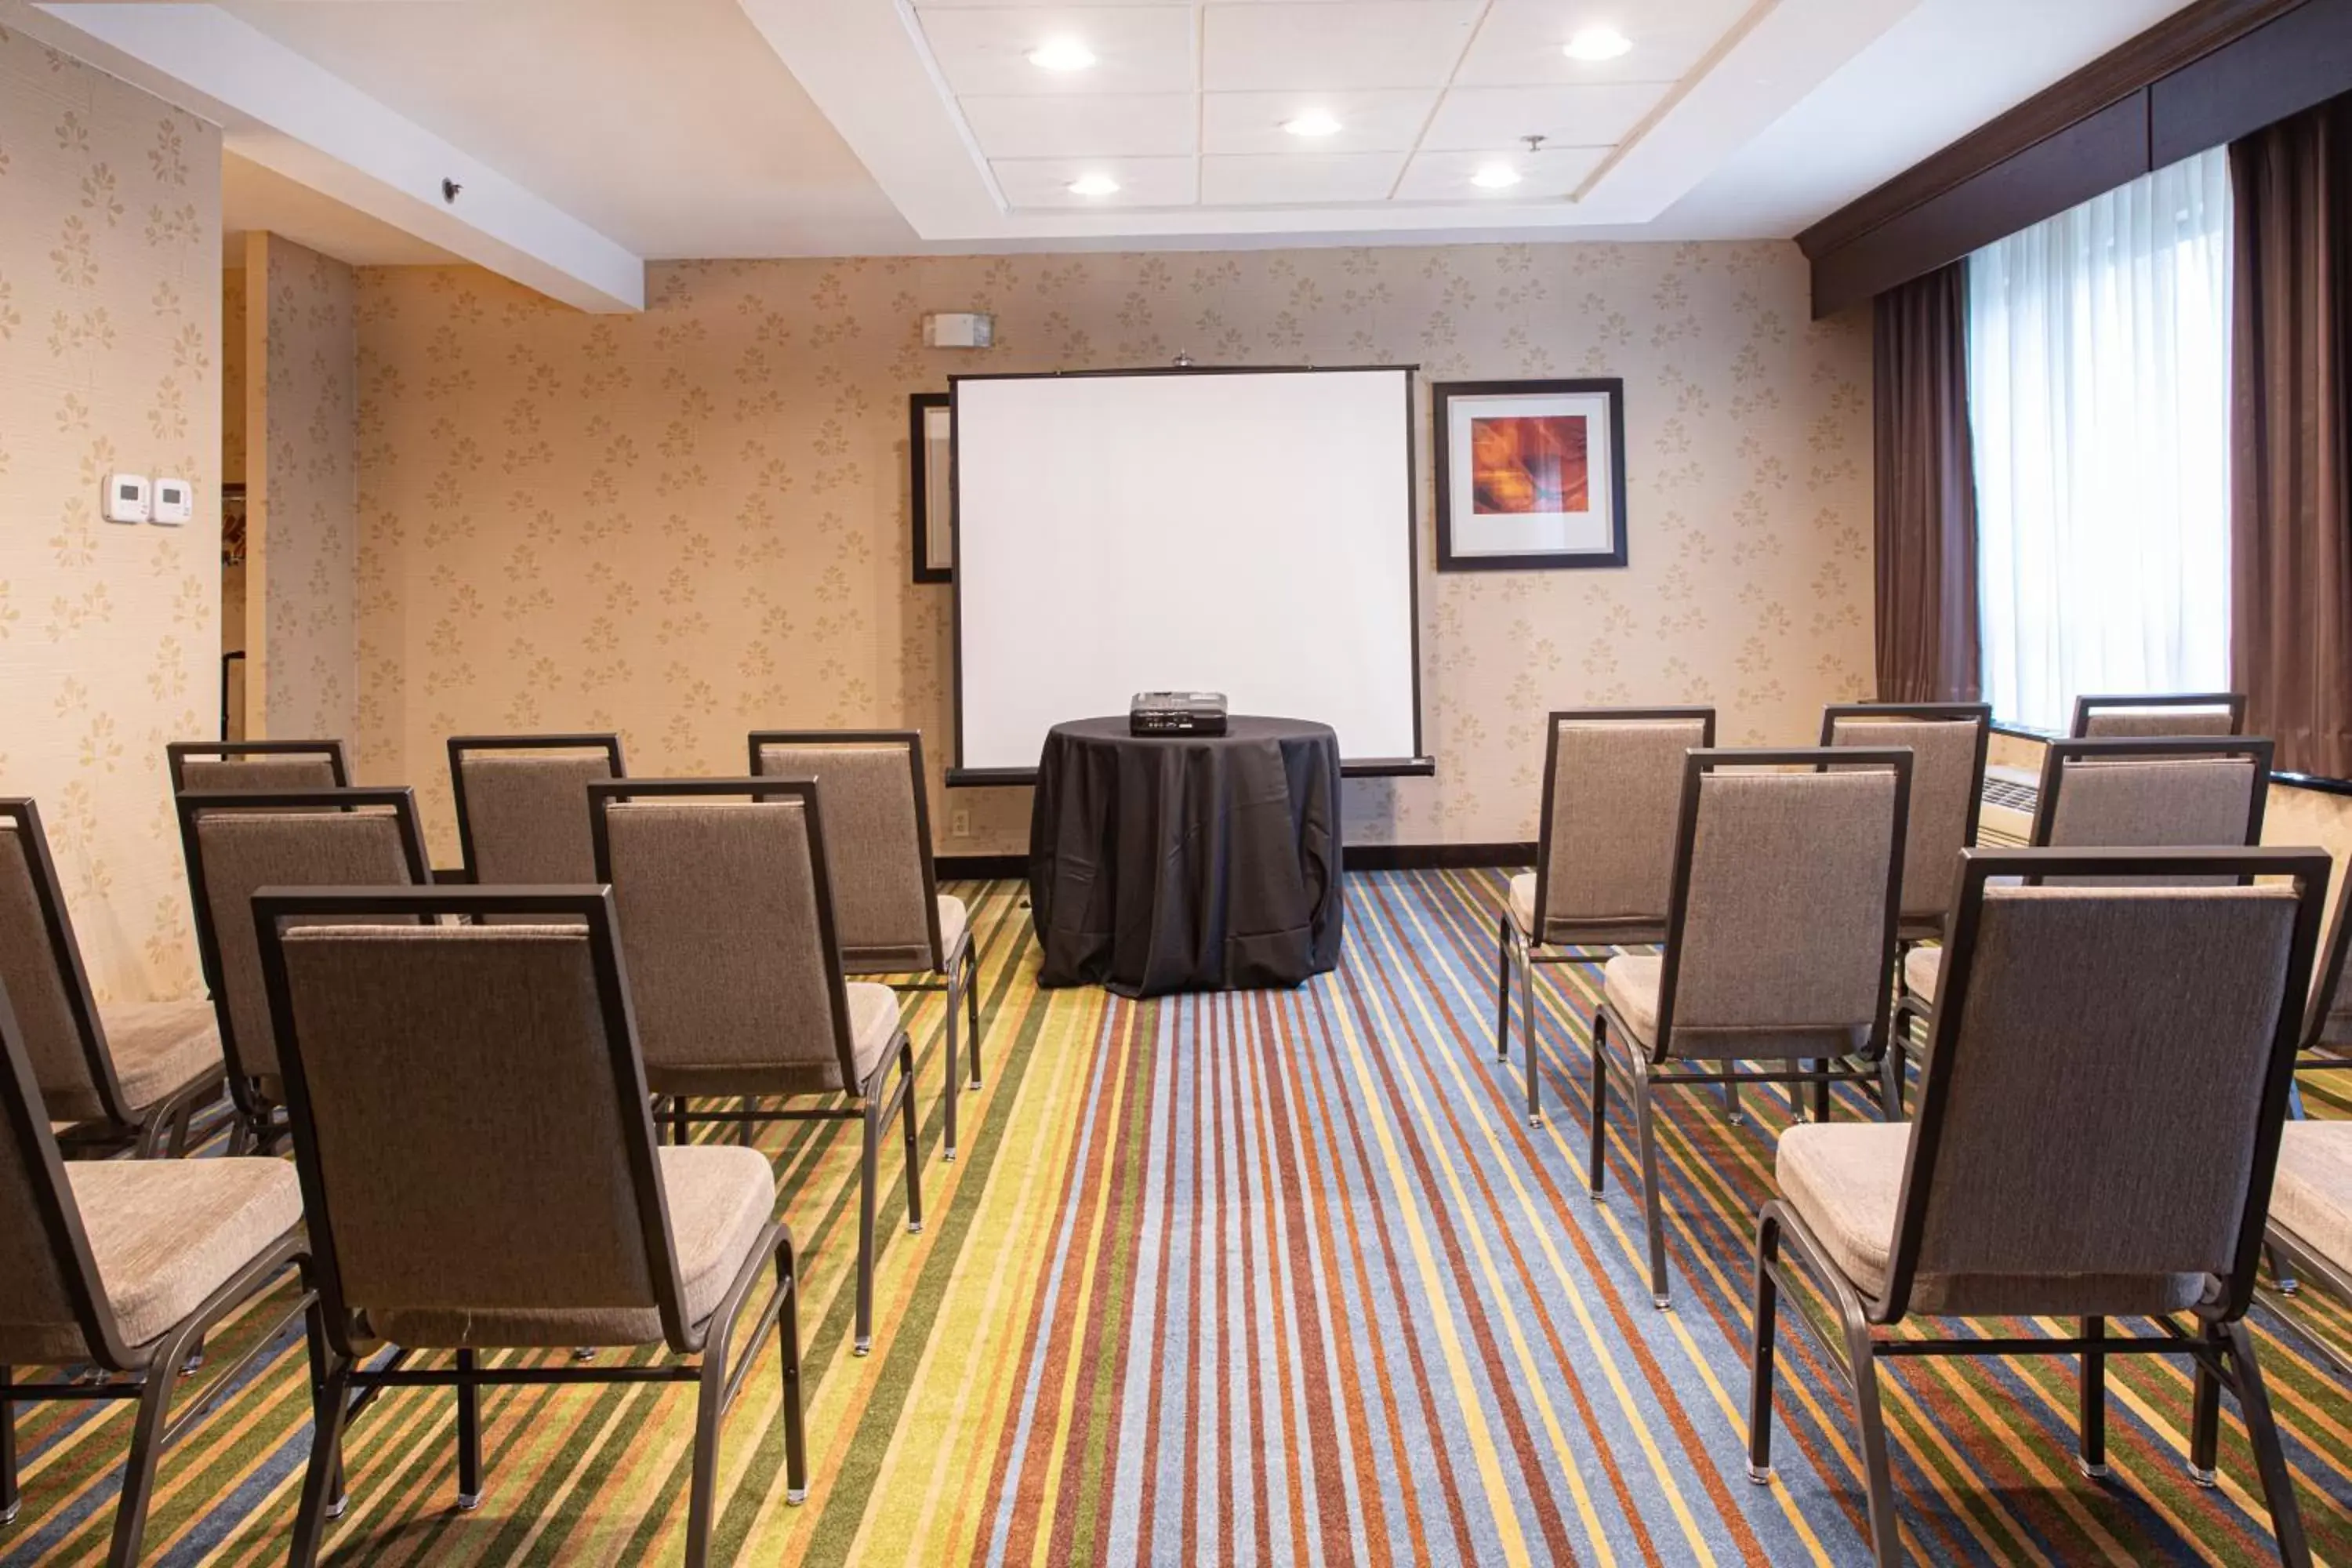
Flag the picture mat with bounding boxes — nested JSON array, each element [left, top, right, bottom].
[[1443, 389, 1618, 555]]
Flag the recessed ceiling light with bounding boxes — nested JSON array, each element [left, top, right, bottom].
[[1283, 110, 1342, 138], [1470, 164, 1522, 190], [1027, 37, 1097, 71], [1563, 25, 1632, 60], [1068, 173, 1121, 197]]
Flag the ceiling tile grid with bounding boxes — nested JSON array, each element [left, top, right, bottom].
[[910, 0, 1756, 212]]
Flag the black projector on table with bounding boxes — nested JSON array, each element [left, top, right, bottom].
[[1130, 691, 1229, 737]]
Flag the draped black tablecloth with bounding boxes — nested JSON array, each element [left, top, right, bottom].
[[1028, 717, 1345, 997]]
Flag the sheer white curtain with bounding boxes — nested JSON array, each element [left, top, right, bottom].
[[1966, 147, 2234, 732]]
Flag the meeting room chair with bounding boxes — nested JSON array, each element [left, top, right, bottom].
[[252, 886, 806, 1565], [1751, 846, 2329, 1568], [2070, 691, 2248, 739], [0, 798, 224, 1157], [591, 778, 920, 1356], [165, 738, 350, 794], [750, 729, 983, 1159], [1497, 706, 1715, 1129], [175, 787, 430, 1152], [446, 732, 625, 885], [0, 984, 310, 1564], [1590, 746, 1910, 1308], [1819, 703, 1989, 943], [1893, 734, 2274, 1095]]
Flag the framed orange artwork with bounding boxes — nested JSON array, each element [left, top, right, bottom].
[[1432, 379, 1628, 571]]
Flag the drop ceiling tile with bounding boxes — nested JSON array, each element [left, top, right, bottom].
[[992, 154, 1199, 207], [1422, 83, 1663, 151], [916, 6, 1195, 96], [1200, 151, 1407, 205], [960, 93, 1198, 157], [1200, 88, 1436, 154], [1456, 0, 1755, 87], [1392, 143, 1608, 201], [1203, 2, 1483, 92]]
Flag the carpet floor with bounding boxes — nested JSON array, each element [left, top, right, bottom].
[[7, 867, 2352, 1566]]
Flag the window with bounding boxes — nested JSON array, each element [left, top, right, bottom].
[[1965, 147, 2234, 733]]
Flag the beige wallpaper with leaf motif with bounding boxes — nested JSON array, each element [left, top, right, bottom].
[[356, 244, 1872, 858], [0, 18, 220, 1000], [247, 232, 358, 756]]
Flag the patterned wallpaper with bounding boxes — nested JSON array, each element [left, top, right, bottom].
[[355, 244, 1873, 858], [0, 18, 220, 1001], [249, 232, 358, 754]]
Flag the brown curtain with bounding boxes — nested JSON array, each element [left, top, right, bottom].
[[2231, 93, 2352, 779], [1872, 263, 1982, 703]]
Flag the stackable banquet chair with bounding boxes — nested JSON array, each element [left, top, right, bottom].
[[0, 985, 309, 1564], [1753, 846, 2328, 1568], [593, 778, 920, 1356], [175, 788, 430, 1152], [1497, 707, 1714, 1127], [0, 799, 223, 1156], [166, 739, 349, 794], [447, 733, 625, 885], [750, 730, 982, 1158], [1895, 735, 2271, 1065], [1819, 703, 1989, 944], [1590, 746, 1910, 1307], [2071, 691, 2248, 739], [254, 887, 805, 1565]]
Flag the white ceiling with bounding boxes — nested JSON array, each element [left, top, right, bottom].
[[22, 0, 2200, 302]]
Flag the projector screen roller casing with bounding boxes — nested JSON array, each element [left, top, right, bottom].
[[950, 367, 1425, 779]]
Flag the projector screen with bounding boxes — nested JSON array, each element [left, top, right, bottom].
[[950, 367, 1425, 779]]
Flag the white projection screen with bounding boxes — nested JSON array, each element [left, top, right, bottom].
[[950, 367, 1425, 779]]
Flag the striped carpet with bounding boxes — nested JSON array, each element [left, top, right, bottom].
[[9, 866, 2352, 1566]]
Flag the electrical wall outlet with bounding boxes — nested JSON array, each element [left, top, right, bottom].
[[950, 808, 971, 839]]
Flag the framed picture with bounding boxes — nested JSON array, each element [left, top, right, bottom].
[[910, 391, 953, 583], [1432, 378, 1628, 571]]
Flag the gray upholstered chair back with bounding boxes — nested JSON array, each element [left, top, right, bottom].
[[0, 807, 110, 1118], [2307, 872, 2352, 1051], [594, 783, 858, 1091], [2071, 693, 2246, 739], [179, 793, 426, 1083], [450, 738, 622, 885], [0, 990, 109, 1363], [168, 740, 349, 794], [266, 916, 682, 1334], [2034, 739, 2270, 887], [1892, 851, 2324, 1318], [751, 734, 937, 967], [1824, 707, 1987, 929], [1657, 753, 1906, 1058], [1536, 711, 1712, 941]]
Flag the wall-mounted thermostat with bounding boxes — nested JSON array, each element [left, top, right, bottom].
[[924, 312, 994, 350], [151, 477, 193, 525], [103, 474, 151, 524]]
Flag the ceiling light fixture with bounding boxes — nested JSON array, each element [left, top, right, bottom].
[[1027, 37, 1097, 71], [1470, 163, 1522, 190], [1563, 25, 1632, 61], [1068, 172, 1121, 197], [1283, 110, 1342, 138]]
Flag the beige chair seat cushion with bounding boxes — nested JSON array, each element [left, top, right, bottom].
[[839, 894, 970, 975], [370, 1144, 776, 1349], [1778, 1123, 2208, 1316], [847, 981, 904, 1083], [2271, 1122, 2352, 1277], [1602, 955, 1864, 1061], [1903, 946, 1942, 1006], [100, 1000, 223, 1116], [19, 1157, 302, 1359], [1505, 873, 1664, 948]]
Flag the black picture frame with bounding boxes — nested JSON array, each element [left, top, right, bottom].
[[910, 392, 951, 584], [1432, 377, 1628, 572]]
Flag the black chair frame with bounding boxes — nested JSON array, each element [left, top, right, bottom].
[[2070, 691, 2249, 738], [165, 739, 350, 793], [446, 732, 626, 884]]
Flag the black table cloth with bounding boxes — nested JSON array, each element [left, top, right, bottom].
[[1028, 716, 1345, 997]]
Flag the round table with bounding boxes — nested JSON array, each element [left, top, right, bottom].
[[1027, 716, 1345, 997]]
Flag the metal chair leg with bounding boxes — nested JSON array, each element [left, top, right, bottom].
[[2077, 1316, 2107, 1479], [900, 1046, 924, 1236], [855, 1100, 879, 1356], [779, 1243, 808, 1506], [1747, 1213, 1780, 1485], [2190, 1336, 2222, 1486], [683, 1322, 729, 1568], [455, 1348, 482, 1510], [0, 1366, 16, 1526], [1628, 1062, 1671, 1307], [1494, 915, 1512, 1063], [2225, 1316, 2313, 1566], [289, 1345, 354, 1566], [1843, 1317, 1901, 1568], [1586, 1011, 1609, 1196], [964, 944, 983, 1091], [1521, 938, 1541, 1127], [942, 964, 962, 1163]]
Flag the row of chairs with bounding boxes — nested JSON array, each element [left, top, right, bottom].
[[2, 728, 985, 1563]]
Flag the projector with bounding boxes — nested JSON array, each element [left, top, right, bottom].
[[1130, 691, 1229, 736]]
